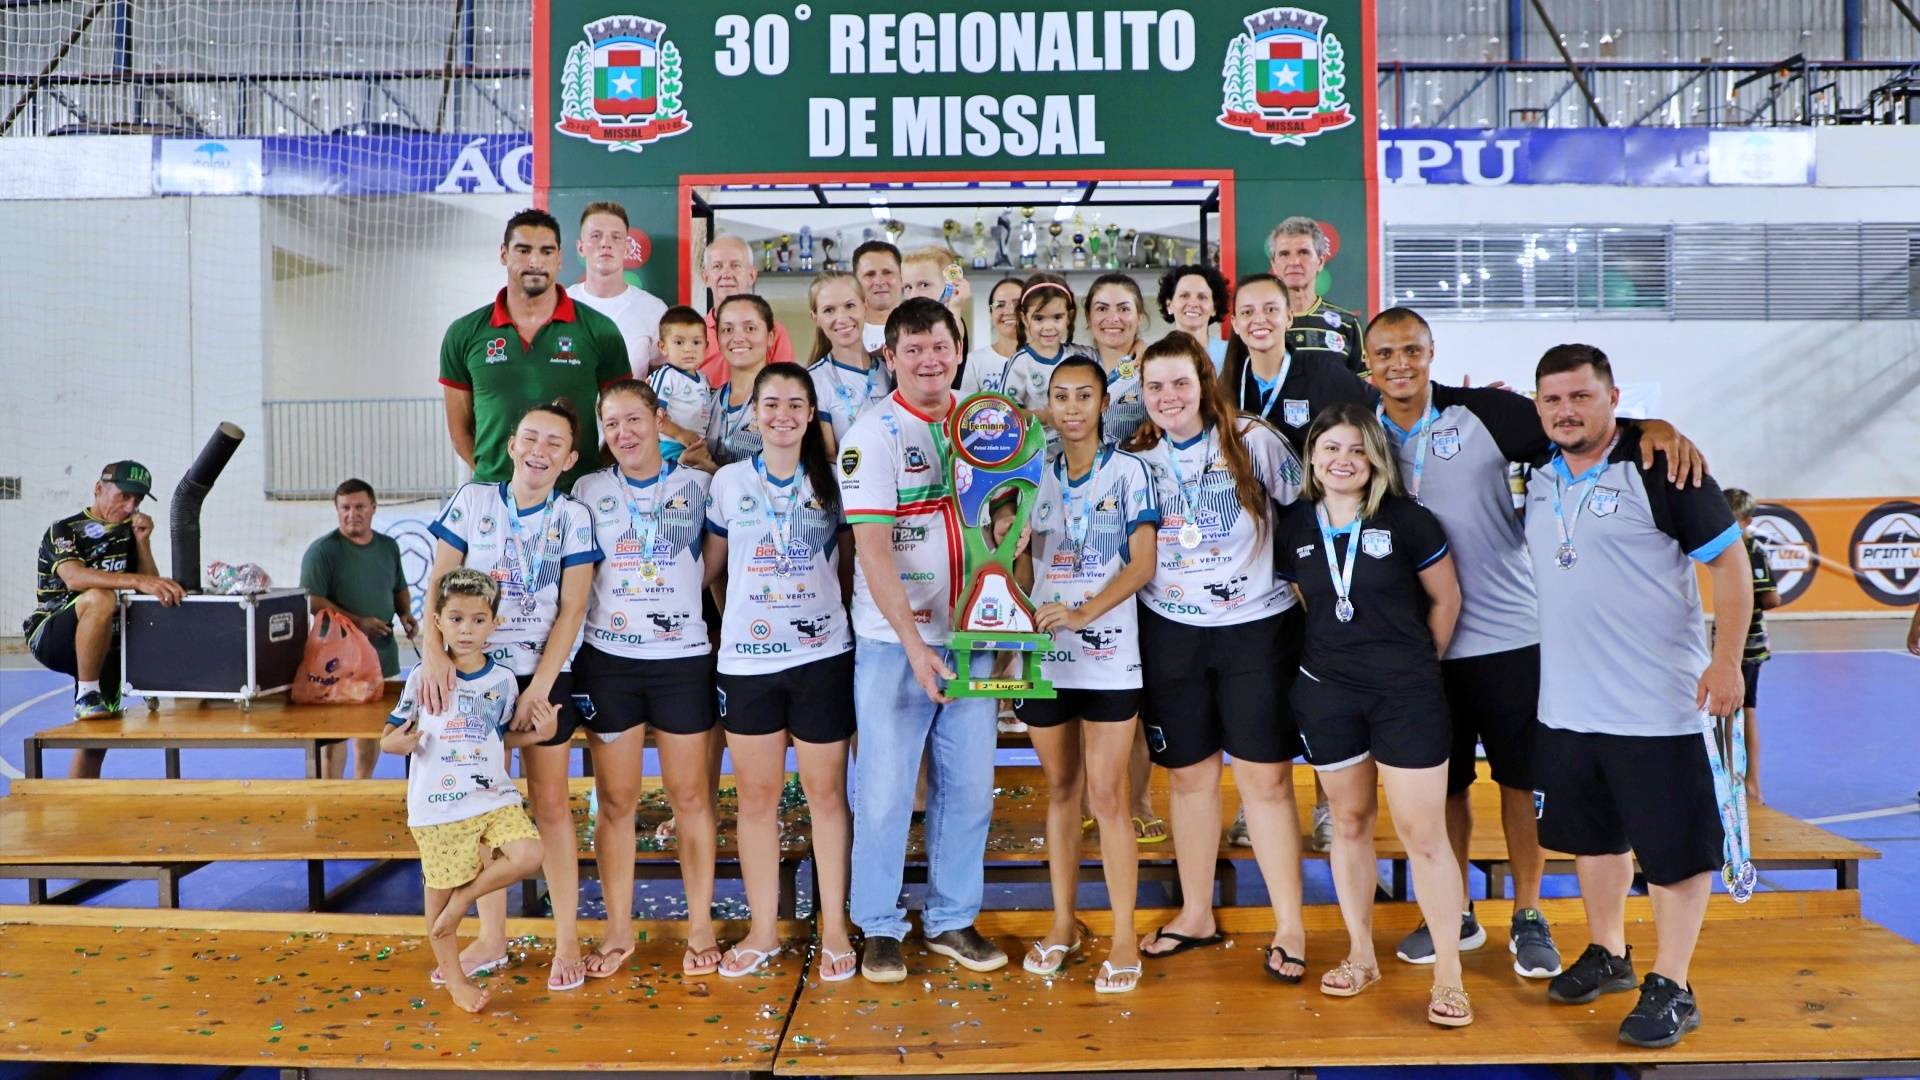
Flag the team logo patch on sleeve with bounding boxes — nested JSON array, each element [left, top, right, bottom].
[[1431, 428, 1460, 460], [839, 447, 861, 477], [1589, 488, 1621, 517], [1322, 330, 1345, 353], [1360, 529, 1393, 559]]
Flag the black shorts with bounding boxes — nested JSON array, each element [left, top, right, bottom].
[[1442, 644, 1541, 795], [1741, 660, 1763, 710], [571, 644, 715, 738], [715, 651, 855, 744], [1533, 725, 1724, 887], [26, 598, 121, 696], [1291, 669, 1450, 772], [1138, 606, 1303, 768], [1013, 687, 1142, 729], [511, 671, 579, 748]]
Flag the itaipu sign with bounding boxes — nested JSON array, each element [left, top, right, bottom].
[[534, 3, 1376, 305]]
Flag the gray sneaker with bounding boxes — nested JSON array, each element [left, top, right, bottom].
[[1309, 802, 1333, 852], [1395, 903, 1489, 964], [1510, 907, 1563, 978], [924, 926, 1008, 972], [1228, 807, 1252, 847]]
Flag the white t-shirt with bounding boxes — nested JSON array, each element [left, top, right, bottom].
[[862, 321, 889, 352], [390, 660, 523, 827], [430, 483, 600, 675], [648, 363, 715, 444], [1006, 343, 1095, 410], [707, 458, 853, 675], [1134, 418, 1304, 627], [571, 464, 711, 659], [1030, 446, 1159, 689], [704, 384, 763, 466], [570, 282, 667, 375], [839, 391, 962, 644], [959, 344, 1021, 398], [808, 354, 893, 443]]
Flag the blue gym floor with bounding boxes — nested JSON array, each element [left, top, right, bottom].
[[2, 642, 1915, 1079]]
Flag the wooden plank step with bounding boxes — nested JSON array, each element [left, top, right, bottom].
[[778, 893, 1920, 1076]]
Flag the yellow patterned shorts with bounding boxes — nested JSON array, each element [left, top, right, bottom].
[[410, 803, 541, 890]]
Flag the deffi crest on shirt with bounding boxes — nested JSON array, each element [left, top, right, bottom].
[[1431, 427, 1461, 460], [1589, 487, 1621, 517], [1361, 528, 1393, 559]]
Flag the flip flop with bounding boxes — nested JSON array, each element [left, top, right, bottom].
[[1022, 939, 1080, 976], [584, 942, 636, 980], [818, 946, 858, 983], [719, 945, 782, 979], [429, 952, 508, 987], [1141, 926, 1223, 958], [1094, 960, 1142, 994], [1264, 946, 1306, 985], [547, 957, 587, 992], [1132, 815, 1169, 845], [1319, 959, 1381, 998], [684, 944, 721, 977]]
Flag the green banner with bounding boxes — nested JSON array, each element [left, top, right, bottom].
[[536, 1, 1376, 310]]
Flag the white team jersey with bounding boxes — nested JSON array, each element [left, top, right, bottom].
[[648, 364, 715, 444], [862, 321, 888, 352], [570, 283, 667, 374], [390, 661, 523, 828], [808, 354, 893, 442], [571, 465, 711, 659], [1006, 343, 1095, 410], [704, 383, 763, 466], [1134, 418, 1303, 627], [430, 482, 600, 675], [1030, 446, 1159, 689], [839, 391, 962, 644], [1100, 353, 1149, 447], [959, 344, 1021, 398], [707, 458, 852, 675]]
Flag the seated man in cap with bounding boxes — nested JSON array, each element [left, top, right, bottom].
[[24, 460, 184, 777]]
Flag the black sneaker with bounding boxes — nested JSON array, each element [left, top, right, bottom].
[[924, 926, 1008, 972], [1395, 902, 1488, 964], [1510, 907, 1563, 979], [1547, 943, 1636, 1004], [860, 936, 906, 984], [1618, 973, 1701, 1048]]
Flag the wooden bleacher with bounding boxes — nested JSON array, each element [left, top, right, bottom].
[[977, 766, 1877, 900], [4, 894, 1917, 1077], [0, 777, 809, 910]]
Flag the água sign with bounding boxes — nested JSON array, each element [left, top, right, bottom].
[[535, 2, 1376, 308]]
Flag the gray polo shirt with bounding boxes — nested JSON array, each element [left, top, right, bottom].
[[1525, 424, 1741, 738], [1382, 384, 1546, 661]]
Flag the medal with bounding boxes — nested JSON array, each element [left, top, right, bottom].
[[1055, 447, 1107, 560], [616, 463, 669, 576], [1317, 502, 1362, 625], [1548, 432, 1619, 572], [500, 483, 557, 610], [1166, 429, 1213, 552], [640, 560, 658, 581], [755, 454, 807, 578], [520, 595, 539, 616]]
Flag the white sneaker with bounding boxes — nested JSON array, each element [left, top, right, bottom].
[[1309, 802, 1333, 852]]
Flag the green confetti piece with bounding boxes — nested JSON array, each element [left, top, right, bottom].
[[298, 1045, 310, 1052], [704, 1015, 721, 1023]]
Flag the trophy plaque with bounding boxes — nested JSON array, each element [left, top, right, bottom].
[[933, 393, 1054, 699]]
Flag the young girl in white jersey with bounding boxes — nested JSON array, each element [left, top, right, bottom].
[[1125, 334, 1311, 984], [570, 379, 727, 978], [1014, 355, 1159, 994], [420, 399, 602, 993], [704, 361, 858, 981], [1003, 274, 1094, 416], [804, 271, 891, 446]]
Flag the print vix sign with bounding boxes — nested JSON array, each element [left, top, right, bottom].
[[535, 2, 1376, 304]]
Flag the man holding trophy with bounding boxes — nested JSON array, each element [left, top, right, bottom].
[[842, 296, 1045, 983]]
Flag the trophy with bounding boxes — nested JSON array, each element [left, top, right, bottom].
[[1104, 224, 1122, 269], [934, 393, 1054, 699], [1071, 226, 1088, 269], [971, 217, 989, 269], [942, 218, 961, 255], [1018, 207, 1038, 268], [1046, 222, 1064, 269], [1123, 228, 1141, 268], [820, 233, 839, 272], [798, 225, 814, 272], [883, 218, 906, 248], [991, 211, 1013, 268], [761, 238, 776, 272], [775, 233, 793, 273], [1086, 226, 1101, 269]]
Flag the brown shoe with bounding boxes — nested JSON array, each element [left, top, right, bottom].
[[860, 937, 906, 984], [924, 926, 1008, 972]]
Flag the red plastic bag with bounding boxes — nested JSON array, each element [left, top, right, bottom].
[[292, 610, 385, 705]]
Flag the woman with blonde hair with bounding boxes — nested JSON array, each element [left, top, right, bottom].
[[804, 270, 891, 443], [1273, 401, 1468, 1026]]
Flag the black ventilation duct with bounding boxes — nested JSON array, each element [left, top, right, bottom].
[[169, 422, 246, 592]]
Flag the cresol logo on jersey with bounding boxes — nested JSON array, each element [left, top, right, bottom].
[[737, 617, 790, 655]]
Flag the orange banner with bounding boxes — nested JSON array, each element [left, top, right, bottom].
[[1703, 498, 1920, 614]]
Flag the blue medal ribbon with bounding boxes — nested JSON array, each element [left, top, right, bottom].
[[1240, 353, 1292, 421], [1379, 396, 1440, 501], [1315, 502, 1362, 622], [615, 463, 669, 564], [1055, 445, 1109, 556], [753, 453, 805, 575], [1547, 431, 1621, 569], [499, 483, 557, 603]]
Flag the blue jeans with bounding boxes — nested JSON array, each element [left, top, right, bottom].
[[849, 635, 998, 941]]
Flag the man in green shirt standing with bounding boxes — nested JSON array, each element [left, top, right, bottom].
[[439, 207, 630, 492], [299, 478, 416, 778]]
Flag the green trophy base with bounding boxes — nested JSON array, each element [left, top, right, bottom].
[[945, 631, 1056, 699]]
